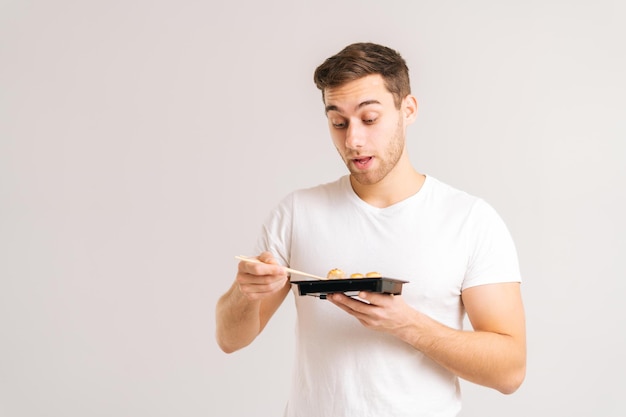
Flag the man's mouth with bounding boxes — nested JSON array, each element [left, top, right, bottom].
[[352, 156, 373, 170]]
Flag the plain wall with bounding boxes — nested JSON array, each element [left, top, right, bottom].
[[1, 1, 624, 416]]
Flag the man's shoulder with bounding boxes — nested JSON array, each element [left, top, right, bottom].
[[290, 175, 347, 198], [425, 175, 481, 206], [426, 176, 505, 226]]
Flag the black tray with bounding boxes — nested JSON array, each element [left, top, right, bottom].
[[291, 277, 408, 299]]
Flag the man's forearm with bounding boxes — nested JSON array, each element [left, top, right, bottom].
[[215, 283, 262, 353], [396, 311, 526, 394]]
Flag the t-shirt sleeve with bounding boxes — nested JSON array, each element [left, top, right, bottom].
[[462, 199, 521, 290], [253, 193, 294, 267]]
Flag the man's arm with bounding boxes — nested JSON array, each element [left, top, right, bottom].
[[328, 282, 526, 394], [215, 252, 291, 353]]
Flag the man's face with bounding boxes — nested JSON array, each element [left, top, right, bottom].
[[324, 74, 406, 186]]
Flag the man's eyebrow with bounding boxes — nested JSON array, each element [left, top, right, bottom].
[[324, 100, 382, 114], [325, 104, 340, 114]]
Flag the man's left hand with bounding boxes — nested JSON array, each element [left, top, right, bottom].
[[327, 291, 416, 335]]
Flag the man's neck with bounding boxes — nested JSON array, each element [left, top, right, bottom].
[[350, 159, 425, 208]]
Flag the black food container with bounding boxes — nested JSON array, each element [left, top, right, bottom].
[[291, 277, 408, 299]]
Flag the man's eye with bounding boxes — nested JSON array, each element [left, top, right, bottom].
[[332, 121, 347, 129], [363, 118, 377, 124]]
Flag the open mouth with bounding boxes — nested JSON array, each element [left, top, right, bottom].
[[352, 157, 373, 170]]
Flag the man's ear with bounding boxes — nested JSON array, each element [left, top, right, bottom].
[[403, 95, 418, 124]]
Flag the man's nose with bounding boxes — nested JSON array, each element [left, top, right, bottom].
[[345, 121, 365, 149]]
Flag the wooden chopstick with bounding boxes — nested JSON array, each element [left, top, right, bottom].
[[235, 255, 328, 280]]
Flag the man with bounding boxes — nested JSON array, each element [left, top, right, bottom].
[[216, 42, 526, 416]]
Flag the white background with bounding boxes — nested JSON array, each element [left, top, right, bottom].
[[1, 1, 624, 416]]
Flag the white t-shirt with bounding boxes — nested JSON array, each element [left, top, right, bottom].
[[255, 175, 521, 417]]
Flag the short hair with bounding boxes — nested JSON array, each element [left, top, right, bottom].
[[313, 42, 411, 109]]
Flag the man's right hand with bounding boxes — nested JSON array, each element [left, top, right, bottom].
[[216, 251, 291, 353], [235, 251, 289, 301]]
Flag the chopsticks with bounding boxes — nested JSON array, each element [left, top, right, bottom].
[[235, 255, 328, 280]]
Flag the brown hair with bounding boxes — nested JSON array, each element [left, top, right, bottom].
[[313, 42, 411, 109]]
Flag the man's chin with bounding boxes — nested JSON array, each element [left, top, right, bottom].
[[349, 171, 382, 186]]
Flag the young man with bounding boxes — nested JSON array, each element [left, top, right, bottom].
[[216, 42, 526, 416]]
